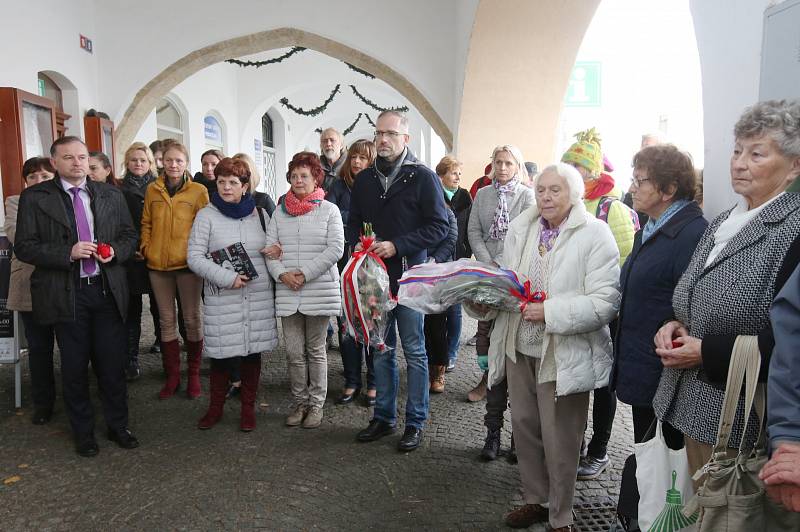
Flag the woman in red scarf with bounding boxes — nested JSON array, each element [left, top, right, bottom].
[[265, 152, 344, 429]]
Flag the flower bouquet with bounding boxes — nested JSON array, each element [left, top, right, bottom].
[[397, 258, 546, 314], [341, 223, 397, 351]]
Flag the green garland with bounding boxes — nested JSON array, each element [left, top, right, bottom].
[[344, 62, 375, 79], [225, 47, 306, 67], [349, 85, 409, 113], [314, 113, 376, 136], [280, 84, 341, 117]]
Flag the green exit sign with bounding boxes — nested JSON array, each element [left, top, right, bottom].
[[565, 62, 601, 107]]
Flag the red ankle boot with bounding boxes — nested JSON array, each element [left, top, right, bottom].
[[198, 366, 228, 429], [186, 339, 204, 399], [239, 357, 261, 432], [158, 339, 181, 399]]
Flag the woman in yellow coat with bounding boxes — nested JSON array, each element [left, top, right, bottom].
[[140, 142, 209, 399]]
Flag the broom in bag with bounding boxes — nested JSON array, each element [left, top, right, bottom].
[[341, 223, 397, 351]]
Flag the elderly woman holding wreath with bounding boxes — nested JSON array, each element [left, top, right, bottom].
[[652, 99, 800, 481], [466, 163, 620, 532]]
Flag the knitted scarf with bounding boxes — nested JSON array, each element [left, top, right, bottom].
[[488, 177, 519, 241], [124, 170, 154, 190], [583, 173, 616, 200], [211, 191, 256, 219], [283, 187, 325, 216]]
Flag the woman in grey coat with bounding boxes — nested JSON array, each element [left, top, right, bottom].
[[187, 158, 278, 432], [652, 99, 800, 479], [265, 152, 344, 429], [466, 144, 536, 460]]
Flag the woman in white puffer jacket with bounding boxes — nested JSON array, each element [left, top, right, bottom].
[[265, 152, 344, 430], [187, 157, 279, 432], [466, 163, 620, 531]]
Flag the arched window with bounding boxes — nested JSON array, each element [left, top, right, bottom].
[[156, 98, 184, 144], [260, 111, 277, 198]]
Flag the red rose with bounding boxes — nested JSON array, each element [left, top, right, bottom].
[[97, 242, 112, 259], [671, 340, 683, 349]]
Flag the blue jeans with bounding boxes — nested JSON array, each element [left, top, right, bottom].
[[446, 304, 462, 364], [373, 304, 429, 429], [340, 318, 375, 390]]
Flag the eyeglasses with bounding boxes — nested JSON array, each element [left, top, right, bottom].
[[374, 130, 405, 139], [631, 176, 651, 188]]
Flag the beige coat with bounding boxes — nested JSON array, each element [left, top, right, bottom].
[[5, 195, 33, 312]]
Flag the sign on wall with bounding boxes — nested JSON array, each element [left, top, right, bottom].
[[204, 115, 223, 145], [565, 61, 602, 107]]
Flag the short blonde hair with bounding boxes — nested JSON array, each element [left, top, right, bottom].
[[488, 145, 527, 182], [232, 152, 262, 191], [123, 142, 157, 177]]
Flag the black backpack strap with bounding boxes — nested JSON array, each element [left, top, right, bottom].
[[256, 207, 266, 233]]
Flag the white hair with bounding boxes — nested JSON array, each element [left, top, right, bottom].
[[535, 163, 585, 206], [488, 145, 528, 182]]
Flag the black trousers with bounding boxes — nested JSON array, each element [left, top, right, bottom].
[[485, 376, 508, 430], [586, 385, 617, 458], [54, 280, 128, 437], [631, 404, 684, 449], [424, 313, 449, 366], [20, 311, 56, 410], [126, 289, 160, 360]]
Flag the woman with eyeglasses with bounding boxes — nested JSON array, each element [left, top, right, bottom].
[[610, 145, 707, 449]]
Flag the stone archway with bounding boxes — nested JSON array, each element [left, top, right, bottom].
[[115, 27, 453, 163]]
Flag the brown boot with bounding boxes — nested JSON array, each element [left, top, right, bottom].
[[505, 504, 548, 528], [429, 365, 446, 394], [467, 371, 488, 402]]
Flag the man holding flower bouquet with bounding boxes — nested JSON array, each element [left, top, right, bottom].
[[347, 110, 449, 452]]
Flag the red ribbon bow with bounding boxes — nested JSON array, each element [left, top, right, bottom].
[[509, 280, 547, 312]]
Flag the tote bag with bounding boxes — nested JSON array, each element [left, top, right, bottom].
[[684, 335, 800, 531], [636, 420, 696, 531]]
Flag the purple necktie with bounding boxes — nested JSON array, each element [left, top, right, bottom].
[[70, 187, 96, 275]]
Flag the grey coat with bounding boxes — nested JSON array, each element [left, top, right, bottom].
[[187, 203, 278, 359], [467, 182, 535, 264], [653, 193, 800, 447], [265, 201, 344, 317]]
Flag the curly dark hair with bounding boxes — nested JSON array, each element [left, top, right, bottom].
[[286, 151, 325, 187], [632, 144, 696, 201]]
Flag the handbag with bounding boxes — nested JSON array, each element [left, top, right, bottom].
[[684, 335, 800, 531], [635, 420, 696, 531]]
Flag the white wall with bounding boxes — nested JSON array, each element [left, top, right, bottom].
[[690, 0, 775, 217], [0, 0, 100, 139], [92, 0, 471, 135]]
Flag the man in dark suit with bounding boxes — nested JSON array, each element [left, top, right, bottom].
[[15, 136, 139, 457]]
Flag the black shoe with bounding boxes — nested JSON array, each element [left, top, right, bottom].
[[335, 389, 360, 405], [149, 342, 160, 354], [356, 419, 396, 442], [226, 383, 241, 400], [362, 393, 377, 408], [31, 406, 53, 425], [107, 427, 140, 449], [126, 360, 141, 382], [445, 360, 456, 373], [480, 428, 501, 461], [398, 426, 423, 452], [507, 433, 518, 464], [76, 433, 99, 457]]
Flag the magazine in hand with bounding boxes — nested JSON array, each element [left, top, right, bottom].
[[207, 242, 259, 281]]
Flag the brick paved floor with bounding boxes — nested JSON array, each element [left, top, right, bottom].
[[0, 301, 633, 531]]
